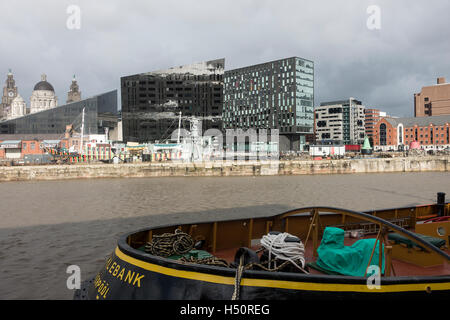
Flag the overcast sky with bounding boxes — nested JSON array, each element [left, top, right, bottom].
[[1, 0, 449, 117]]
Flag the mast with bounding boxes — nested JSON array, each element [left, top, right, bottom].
[[79, 107, 85, 154], [177, 111, 182, 143]]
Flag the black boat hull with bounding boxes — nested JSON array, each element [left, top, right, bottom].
[[74, 245, 450, 300]]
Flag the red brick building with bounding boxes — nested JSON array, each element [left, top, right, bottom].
[[414, 77, 450, 117], [0, 139, 68, 160], [21, 140, 45, 158], [364, 108, 388, 146], [373, 115, 450, 151]]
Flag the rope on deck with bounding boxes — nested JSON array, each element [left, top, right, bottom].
[[145, 229, 194, 257]]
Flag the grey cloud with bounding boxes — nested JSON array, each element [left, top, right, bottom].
[[0, 0, 449, 117]]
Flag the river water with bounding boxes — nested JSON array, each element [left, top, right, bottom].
[[0, 172, 449, 299]]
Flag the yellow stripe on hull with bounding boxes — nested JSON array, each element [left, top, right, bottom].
[[115, 247, 450, 294]]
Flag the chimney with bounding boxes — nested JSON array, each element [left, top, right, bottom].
[[437, 77, 446, 84]]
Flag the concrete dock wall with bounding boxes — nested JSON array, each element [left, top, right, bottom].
[[0, 156, 449, 182]]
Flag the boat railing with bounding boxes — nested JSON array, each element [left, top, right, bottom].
[[272, 206, 450, 276]]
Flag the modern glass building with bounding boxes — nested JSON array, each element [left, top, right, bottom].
[[121, 59, 224, 143], [0, 90, 118, 136], [223, 57, 314, 151]]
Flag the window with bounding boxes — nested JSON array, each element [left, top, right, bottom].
[[30, 142, 35, 150], [380, 123, 387, 146]]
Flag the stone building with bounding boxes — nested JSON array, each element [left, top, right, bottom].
[[1, 69, 18, 119], [7, 94, 27, 119], [67, 75, 82, 103], [30, 74, 58, 114]]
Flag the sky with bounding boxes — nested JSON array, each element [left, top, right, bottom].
[[0, 0, 449, 117]]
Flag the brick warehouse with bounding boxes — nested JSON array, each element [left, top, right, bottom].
[[373, 115, 450, 151]]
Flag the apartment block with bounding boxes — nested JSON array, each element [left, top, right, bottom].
[[223, 57, 314, 151], [314, 98, 365, 145]]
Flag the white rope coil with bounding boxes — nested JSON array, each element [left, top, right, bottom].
[[260, 232, 306, 271]]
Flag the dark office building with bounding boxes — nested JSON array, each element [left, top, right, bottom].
[[0, 90, 118, 136], [121, 59, 224, 143], [223, 57, 314, 151]]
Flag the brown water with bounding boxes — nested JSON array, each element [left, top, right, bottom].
[[0, 172, 449, 299]]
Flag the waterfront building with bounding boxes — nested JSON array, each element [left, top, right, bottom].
[[7, 94, 27, 120], [121, 59, 224, 143], [0, 90, 118, 137], [314, 98, 365, 145], [30, 74, 58, 114], [0, 134, 113, 163], [223, 57, 314, 151], [1, 69, 19, 120], [414, 77, 450, 117], [373, 114, 450, 151], [67, 75, 82, 103], [364, 108, 388, 146]]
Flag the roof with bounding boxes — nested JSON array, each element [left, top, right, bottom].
[[0, 134, 62, 141], [319, 98, 362, 106], [12, 94, 25, 102], [33, 80, 54, 91], [384, 115, 450, 127]]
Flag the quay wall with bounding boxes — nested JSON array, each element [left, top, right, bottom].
[[0, 156, 449, 182]]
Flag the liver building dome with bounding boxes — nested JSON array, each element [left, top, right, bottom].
[[30, 74, 58, 114]]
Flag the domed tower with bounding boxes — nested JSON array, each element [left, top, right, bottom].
[[30, 74, 58, 114], [7, 94, 27, 119], [67, 75, 81, 103]]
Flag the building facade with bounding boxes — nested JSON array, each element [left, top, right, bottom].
[[1, 70, 19, 120], [0, 90, 118, 136], [8, 94, 27, 119], [364, 108, 387, 146], [314, 98, 365, 145], [67, 75, 82, 103], [373, 115, 450, 151], [414, 77, 450, 117], [121, 59, 224, 143], [222, 57, 314, 151], [30, 74, 58, 114]]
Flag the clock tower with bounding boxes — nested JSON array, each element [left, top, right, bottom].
[[1, 69, 18, 119], [67, 75, 81, 103]]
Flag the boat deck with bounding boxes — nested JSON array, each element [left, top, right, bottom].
[[127, 203, 450, 279], [214, 234, 450, 277]]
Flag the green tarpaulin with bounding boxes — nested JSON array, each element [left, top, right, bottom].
[[316, 227, 385, 277]]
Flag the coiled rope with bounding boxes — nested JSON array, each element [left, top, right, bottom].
[[145, 229, 194, 257], [260, 232, 307, 272], [231, 232, 308, 300]]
